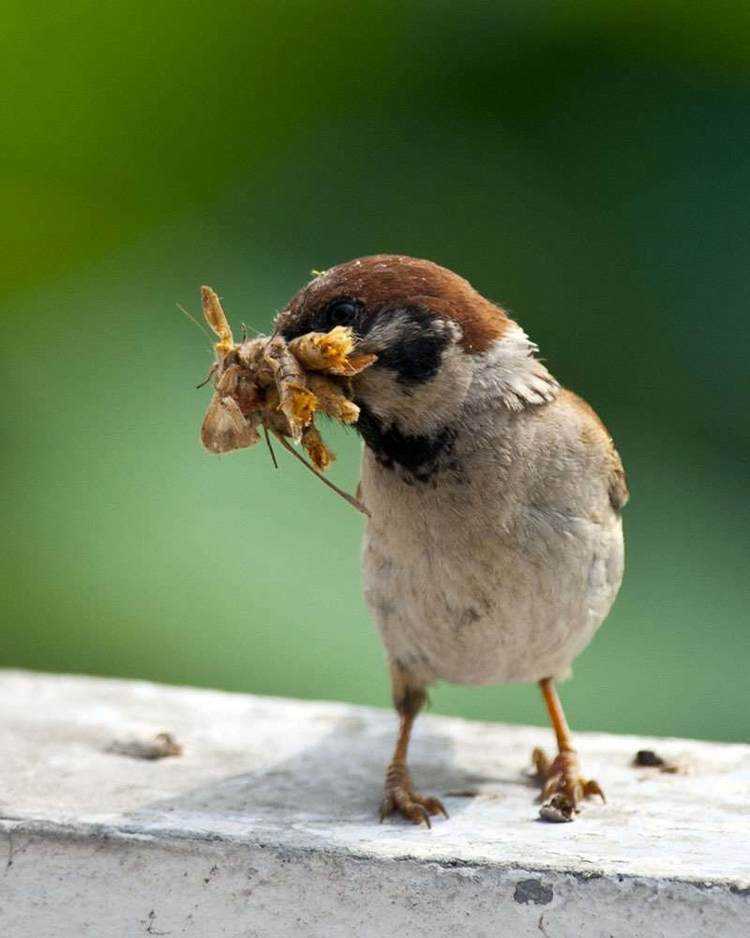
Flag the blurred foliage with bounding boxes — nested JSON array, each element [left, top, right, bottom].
[[1, 2, 748, 743]]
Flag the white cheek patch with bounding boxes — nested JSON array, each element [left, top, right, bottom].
[[353, 317, 559, 438], [362, 314, 460, 353], [360, 316, 407, 352], [355, 343, 475, 436]]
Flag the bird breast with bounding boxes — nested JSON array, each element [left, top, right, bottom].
[[359, 392, 625, 686]]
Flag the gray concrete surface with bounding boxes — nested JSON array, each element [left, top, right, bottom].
[[0, 670, 747, 936]]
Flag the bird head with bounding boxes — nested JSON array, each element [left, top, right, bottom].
[[275, 255, 558, 477]]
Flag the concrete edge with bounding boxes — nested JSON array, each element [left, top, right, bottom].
[[2, 816, 748, 899]]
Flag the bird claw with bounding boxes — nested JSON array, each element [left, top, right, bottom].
[[379, 768, 448, 828], [532, 746, 605, 822], [539, 792, 576, 823]]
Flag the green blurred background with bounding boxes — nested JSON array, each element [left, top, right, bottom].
[[1, 2, 748, 742]]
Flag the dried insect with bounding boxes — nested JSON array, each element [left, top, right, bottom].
[[289, 326, 376, 377], [196, 285, 374, 515], [201, 285, 235, 359], [262, 337, 317, 442], [201, 364, 262, 454], [301, 424, 335, 470], [305, 373, 360, 424]]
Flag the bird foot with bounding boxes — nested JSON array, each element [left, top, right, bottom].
[[379, 764, 448, 828], [532, 747, 605, 822]]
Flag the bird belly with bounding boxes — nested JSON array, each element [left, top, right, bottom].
[[362, 509, 624, 687]]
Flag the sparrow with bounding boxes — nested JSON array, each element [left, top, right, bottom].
[[275, 254, 628, 824]]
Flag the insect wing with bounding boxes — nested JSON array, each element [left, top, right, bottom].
[[201, 393, 259, 454]]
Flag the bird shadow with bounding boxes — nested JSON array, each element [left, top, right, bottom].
[[114, 709, 538, 833]]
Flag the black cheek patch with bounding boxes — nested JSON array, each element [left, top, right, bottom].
[[374, 306, 452, 386], [280, 302, 452, 387]]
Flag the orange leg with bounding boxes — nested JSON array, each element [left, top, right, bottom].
[[532, 678, 605, 822], [379, 661, 448, 828]]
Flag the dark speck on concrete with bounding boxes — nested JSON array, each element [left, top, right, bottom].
[[514, 879, 554, 905], [730, 884, 750, 898]]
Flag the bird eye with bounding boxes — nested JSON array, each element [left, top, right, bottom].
[[280, 297, 365, 341], [321, 298, 361, 332]]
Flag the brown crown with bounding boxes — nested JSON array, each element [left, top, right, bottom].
[[280, 254, 508, 354]]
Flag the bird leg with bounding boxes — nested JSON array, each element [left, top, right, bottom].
[[532, 677, 605, 822], [379, 662, 448, 828]]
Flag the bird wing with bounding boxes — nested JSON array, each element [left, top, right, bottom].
[[557, 389, 629, 513]]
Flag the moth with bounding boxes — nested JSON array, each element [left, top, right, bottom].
[[197, 286, 375, 513]]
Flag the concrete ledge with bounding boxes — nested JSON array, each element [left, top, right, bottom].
[[0, 670, 747, 936]]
